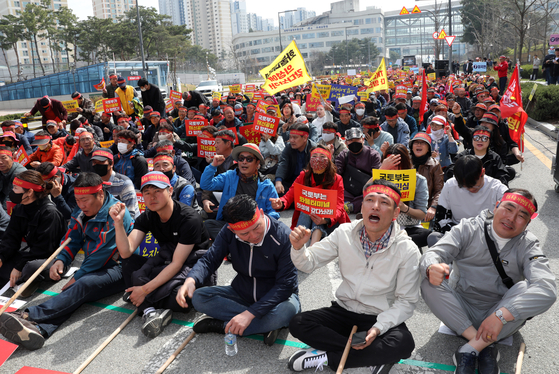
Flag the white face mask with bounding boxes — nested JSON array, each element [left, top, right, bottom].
[[356, 109, 365, 116], [140, 88, 147, 92], [117, 143, 129, 154], [431, 129, 445, 140], [322, 133, 335, 142]]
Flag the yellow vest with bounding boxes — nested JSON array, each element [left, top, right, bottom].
[[116, 86, 136, 115]]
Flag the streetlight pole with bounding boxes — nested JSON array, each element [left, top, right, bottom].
[[135, 0, 148, 78], [448, 0, 452, 74], [278, 10, 297, 50]]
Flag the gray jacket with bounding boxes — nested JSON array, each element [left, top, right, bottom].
[[420, 210, 557, 321], [62, 146, 99, 174], [380, 117, 410, 146]]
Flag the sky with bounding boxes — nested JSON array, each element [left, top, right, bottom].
[[68, 0, 439, 22]]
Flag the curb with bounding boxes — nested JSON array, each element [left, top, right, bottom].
[[526, 117, 557, 141]]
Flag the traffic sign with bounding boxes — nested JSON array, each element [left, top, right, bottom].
[[399, 7, 409, 15], [412, 5, 421, 13], [438, 29, 447, 39], [432, 31, 439, 40], [445, 36, 456, 46]]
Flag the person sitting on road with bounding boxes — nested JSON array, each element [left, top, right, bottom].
[[270, 144, 350, 246], [110, 171, 212, 339], [0, 145, 26, 209], [420, 188, 556, 374], [287, 179, 420, 373], [153, 152, 196, 209], [335, 108, 360, 138], [363, 116, 393, 155], [0, 172, 134, 350], [380, 106, 410, 146], [0, 170, 65, 298], [113, 129, 149, 190], [259, 131, 285, 181], [177, 194, 300, 346], [1, 121, 32, 154], [29, 131, 64, 168], [426, 115, 458, 168], [36, 162, 77, 221], [62, 130, 99, 174]]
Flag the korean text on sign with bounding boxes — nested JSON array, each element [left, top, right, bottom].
[[186, 119, 208, 136], [253, 113, 279, 136], [293, 183, 337, 219], [372, 169, 416, 202], [239, 124, 261, 144], [62, 100, 79, 113], [103, 98, 122, 113], [197, 136, 216, 158], [259, 40, 311, 94]]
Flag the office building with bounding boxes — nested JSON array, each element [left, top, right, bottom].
[[92, 0, 136, 20], [231, 0, 248, 35], [158, 0, 193, 28]]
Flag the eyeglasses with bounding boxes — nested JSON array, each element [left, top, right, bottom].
[[473, 135, 489, 142], [238, 156, 255, 163], [80, 137, 93, 142]]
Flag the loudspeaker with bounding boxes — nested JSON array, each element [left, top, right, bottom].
[[434, 60, 448, 70]]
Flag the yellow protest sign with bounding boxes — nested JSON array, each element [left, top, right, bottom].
[[62, 100, 79, 113], [357, 92, 368, 102], [428, 73, 436, 81], [360, 71, 367, 76], [402, 66, 410, 71], [245, 92, 254, 100], [365, 57, 389, 92], [345, 76, 352, 84], [313, 84, 331, 99], [212, 91, 222, 101], [94, 100, 104, 112], [372, 169, 416, 202], [332, 74, 338, 80], [353, 78, 361, 86], [259, 40, 311, 94], [229, 84, 242, 93]]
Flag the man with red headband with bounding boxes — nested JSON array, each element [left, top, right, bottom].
[[110, 171, 211, 338], [217, 106, 243, 129], [102, 74, 119, 99], [380, 106, 410, 146], [0, 172, 134, 350], [177, 194, 299, 347], [1, 120, 32, 154], [287, 179, 420, 373], [24, 96, 68, 127], [0, 145, 26, 209], [335, 108, 360, 137], [29, 131, 64, 168], [67, 91, 96, 123], [421, 188, 556, 374]]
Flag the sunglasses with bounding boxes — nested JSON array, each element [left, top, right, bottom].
[[238, 156, 255, 163], [473, 135, 489, 142]]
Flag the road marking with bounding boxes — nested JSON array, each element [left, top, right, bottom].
[[525, 139, 552, 170]]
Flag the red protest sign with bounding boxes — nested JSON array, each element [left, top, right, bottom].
[[136, 191, 146, 214], [6, 201, 15, 215], [253, 91, 264, 100], [0, 339, 17, 367], [146, 158, 153, 171], [293, 183, 337, 219], [239, 124, 261, 144], [170, 90, 182, 101], [14, 145, 30, 166], [245, 84, 256, 91], [102, 98, 122, 113], [255, 100, 269, 114], [291, 99, 301, 106], [253, 113, 279, 136], [186, 119, 208, 137], [164, 99, 173, 113], [15, 367, 70, 374], [306, 92, 322, 112], [197, 136, 216, 158]]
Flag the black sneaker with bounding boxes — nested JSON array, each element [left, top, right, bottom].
[[0, 311, 44, 350], [370, 362, 395, 374], [141, 309, 173, 339], [122, 291, 132, 303], [288, 349, 328, 372], [478, 344, 500, 374], [19, 279, 40, 299], [193, 314, 225, 334], [263, 328, 280, 346], [453, 348, 478, 374]]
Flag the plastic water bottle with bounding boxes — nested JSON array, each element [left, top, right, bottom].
[[224, 333, 238, 356]]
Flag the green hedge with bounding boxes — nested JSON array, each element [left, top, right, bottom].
[[0, 113, 24, 122], [520, 82, 559, 121], [519, 64, 544, 80]]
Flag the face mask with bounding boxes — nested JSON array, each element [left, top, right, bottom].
[[289, 94, 294, 98], [356, 109, 365, 116], [140, 88, 147, 92], [310, 157, 329, 172], [9, 190, 25, 204], [431, 129, 445, 140], [117, 143, 129, 154], [163, 170, 174, 181], [322, 133, 335, 142], [93, 163, 109, 177], [348, 141, 363, 154], [160, 133, 172, 140]]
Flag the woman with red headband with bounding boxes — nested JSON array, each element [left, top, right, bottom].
[[0, 170, 66, 297], [270, 144, 350, 246]]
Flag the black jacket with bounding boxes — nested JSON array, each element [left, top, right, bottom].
[[183, 91, 209, 108], [276, 140, 316, 188], [335, 118, 361, 137], [0, 198, 65, 271], [141, 84, 166, 115], [455, 148, 510, 186]]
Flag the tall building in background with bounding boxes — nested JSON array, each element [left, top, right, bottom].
[[279, 7, 315, 29], [92, 0, 136, 19], [231, 0, 248, 35], [247, 12, 275, 31], [158, 0, 193, 28], [191, 0, 232, 58]]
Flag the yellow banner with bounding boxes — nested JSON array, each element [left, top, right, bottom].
[[313, 84, 331, 100], [365, 58, 389, 92], [357, 92, 368, 102], [259, 40, 311, 95], [212, 91, 222, 101], [94, 100, 103, 112], [352, 78, 361, 86], [428, 73, 436, 81], [372, 169, 416, 202], [229, 84, 242, 94], [62, 100, 79, 113], [245, 92, 254, 100], [332, 74, 338, 80]]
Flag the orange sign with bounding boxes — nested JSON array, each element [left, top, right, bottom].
[[197, 136, 216, 158], [239, 124, 261, 144], [253, 113, 279, 136], [245, 84, 256, 92], [170, 90, 182, 101], [14, 145, 30, 166], [411, 5, 421, 13], [399, 6, 409, 15], [186, 119, 208, 137], [294, 183, 337, 219], [102, 98, 122, 113]]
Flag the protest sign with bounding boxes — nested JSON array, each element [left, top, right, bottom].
[[62, 100, 79, 113], [170, 90, 182, 101], [259, 40, 311, 94], [94, 100, 104, 112], [185, 119, 208, 136], [372, 169, 416, 201], [102, 98, 122, 113], [473, 62, 487, 72], [197, 136, 216, 158], [293, 183, 337, 219], [212, 91, 221, 101], [229, 84, 242, 93], [245, 84, 256, 91], [253, 113, 279, 136], [328, 84, 358, 105], [239, 124, 262, 144], [365, 57, 389, 92], [357, 92, 368, 102], [14, 145, 30, 166], [99, 140, 114, 148]]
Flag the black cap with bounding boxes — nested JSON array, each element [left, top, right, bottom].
[[40, 97, 49, 107]]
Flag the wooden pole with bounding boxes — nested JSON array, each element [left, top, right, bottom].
[[0, 238, 71, 316], [515, 342, 526, 374], [73, 309, 138, 374], [155, 330, 197, 374], [336, 325, 358, 374]]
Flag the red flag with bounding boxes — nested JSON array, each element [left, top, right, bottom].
[[93, 77, 105, 91], [419, 70, 429, 127], [500, 65, 528, 151]]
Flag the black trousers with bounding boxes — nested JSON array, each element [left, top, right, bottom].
[[289, 302, 415, 370], [404, 226, 431, 250]]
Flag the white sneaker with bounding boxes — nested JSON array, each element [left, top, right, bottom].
[[288, 349, 328, 372]]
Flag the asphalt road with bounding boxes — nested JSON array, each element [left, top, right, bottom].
[[1, 123, 559, 374]]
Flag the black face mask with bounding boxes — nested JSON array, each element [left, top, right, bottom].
[[163, 170, 174, 181], [9, 190, 25, 204], [348, 142, 363, 154], [93, 164, 109, 177]]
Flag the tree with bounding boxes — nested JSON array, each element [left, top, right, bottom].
[[0, 15, 25, 81], [328, 38, 379, 68], [53, 7, 79, 69], [21, 0, 50, 77]]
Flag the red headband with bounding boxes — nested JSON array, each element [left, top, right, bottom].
[[311, 148, 332, 160], [363, 185, 401, 206], [229, 208, 261, 231], [74, 184, 103, 195], [0, 149, 13, 157], [202, 131, 214, 138], [35, 134, 51, 141], [13, 177, 44, 192], [397, 109, 407, 114], [42, 166, 59, 180], [290, 130, 308, 137], [216, 134, 235, 142], [154, 154, 174, 165], [473, 130, 491, 137], [157, 145, 174, 152], [322, 129, 336, 134], [93, 150, 114, 161], [385, 115, 398, 120], [501, 193, 538, 219]]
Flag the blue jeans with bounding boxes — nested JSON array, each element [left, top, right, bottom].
[[192, 285, 301, 336], [297, 212, 336, 239], [26, 265, 125, 338]]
